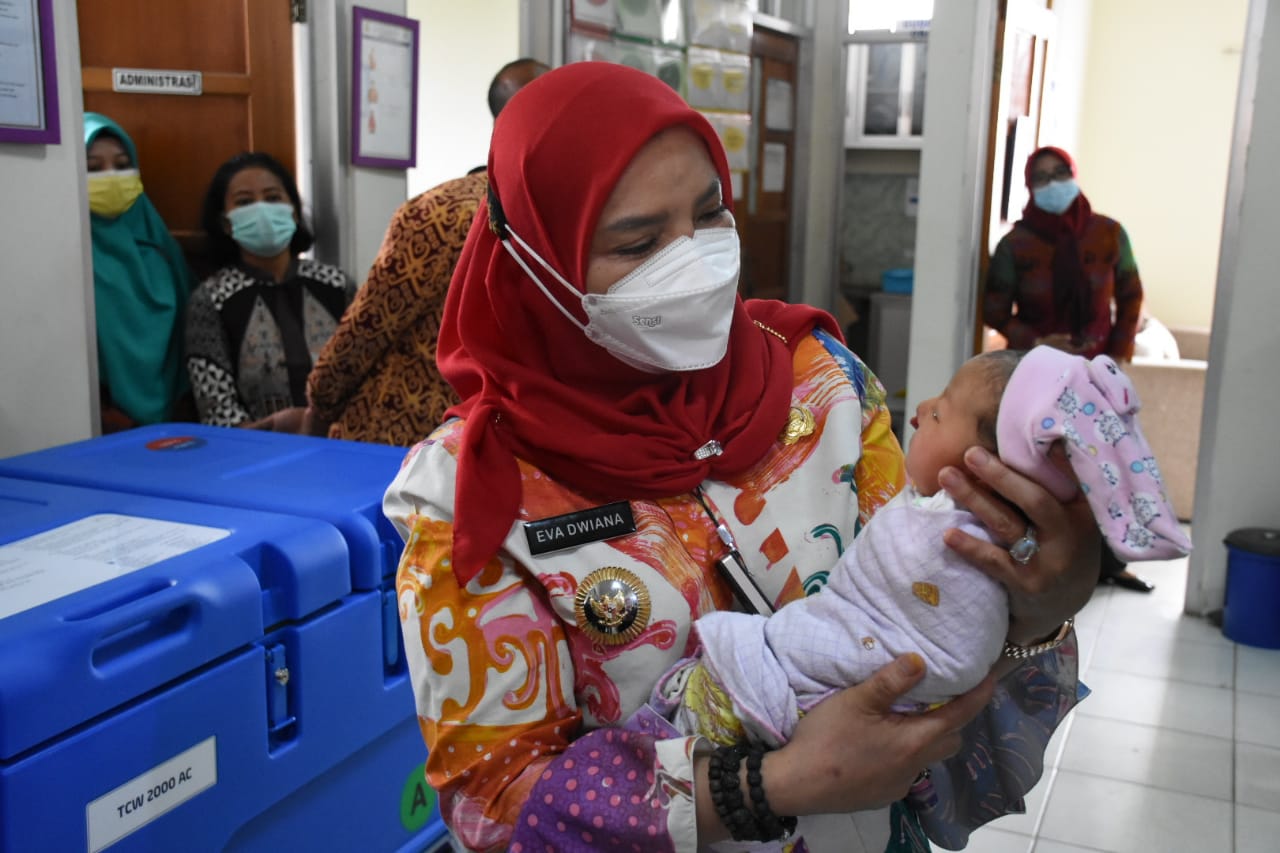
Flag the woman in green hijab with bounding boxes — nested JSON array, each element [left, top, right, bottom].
[[84, 112, 193, 431]]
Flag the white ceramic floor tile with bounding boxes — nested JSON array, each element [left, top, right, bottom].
[[1057, 715, 1231, 799], [1236, 742, 1280, 811], [1033, 841, 1107, 853], [1073, 586, 1112, 636], [1042, 711, 1074, 770], [1097, 596, 1226, 648], [1037, 771, 1231, 852], [1236, 804, 1280, 853], [1095, 587, 1175, 624], [1018, 524, 1280, 853], [1100, 554, 1186, 599], [963, 825, 1031, 853], [1237, 691, 1280, 748], [802, 812, 866, 853], [981, 767, 1053, 837], [1074, 669, 1233, 738], [1073, 627, 1102, 680], [1237, 645, 1280, 696], [1176, 615, 1236, 647], [1089, 629, 1235, 688], [1075, 630, 1105, 676]]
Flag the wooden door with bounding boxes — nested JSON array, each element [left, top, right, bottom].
[[738, 27, 798, 303], [974, 0, 1055, 351], [78, 1, 296, 270]]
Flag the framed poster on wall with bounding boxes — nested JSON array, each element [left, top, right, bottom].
[[351, 6, 419, 168], [0, 0, 61, 144]]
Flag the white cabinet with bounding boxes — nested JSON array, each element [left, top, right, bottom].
[[844, 40, 928, 148]]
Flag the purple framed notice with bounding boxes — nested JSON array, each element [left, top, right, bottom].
[[0, 0, 61, 144], [351, 6, 419, 168]]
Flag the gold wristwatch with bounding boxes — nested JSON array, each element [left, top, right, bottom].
[[1001, 618, 1075, 659]]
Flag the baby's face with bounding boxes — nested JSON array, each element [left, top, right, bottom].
[[906, 360, 992, 496]]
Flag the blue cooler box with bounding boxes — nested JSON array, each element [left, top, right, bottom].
[[0, 426, 415, 747], [0, 477, 445, 853], [0, 424, 408, 595]]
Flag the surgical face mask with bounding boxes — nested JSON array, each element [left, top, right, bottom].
[[87, 169, 143, 219], [502, 225, 742, 373], [226, 201, 298, 257], [1032, 178, 1081, 215]]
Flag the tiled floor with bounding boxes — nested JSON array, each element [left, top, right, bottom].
[[967, 549, 1280, 852]]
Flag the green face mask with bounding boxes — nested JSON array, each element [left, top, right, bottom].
[[226, 201, 298, 258], [88, 169, 144, 219]]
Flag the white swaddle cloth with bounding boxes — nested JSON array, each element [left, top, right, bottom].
[[692, 488, 1007, 746]]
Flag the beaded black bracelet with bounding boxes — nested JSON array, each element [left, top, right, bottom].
[[708, 744, 798, 843], [708, 745, 757, 841], [743, 747, 797, 842]]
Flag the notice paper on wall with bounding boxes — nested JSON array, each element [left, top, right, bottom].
[[355, 12, 417, 163], [0, 514, 231, 620], [0, 0, 45, 129], [765, 79, 793, 131], [762, 143, 787, 194]]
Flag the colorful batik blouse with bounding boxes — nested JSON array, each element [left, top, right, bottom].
[[384, 331, 1080, 853]]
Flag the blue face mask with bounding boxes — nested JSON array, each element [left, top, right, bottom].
[[1032, 178, 1081, 215], [227, 201, 298, 257]]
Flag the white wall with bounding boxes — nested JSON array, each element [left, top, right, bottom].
[[797, 0, 846, 311], [405, 0, 521, 197], [1075, 0, 1248, 329], [0, 0, 96, 456], [1038, 0, 1091, 155], [1185, 0, 1280, 615], [905, 0, 998, 430], [307, 0, 411, 283]]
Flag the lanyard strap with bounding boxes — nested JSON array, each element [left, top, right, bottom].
[[693, 487, 775, 616]]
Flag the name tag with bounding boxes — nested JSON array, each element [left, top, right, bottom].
[[524, 501, 637, 556]]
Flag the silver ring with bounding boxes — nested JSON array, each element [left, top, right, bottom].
[[1009, 526, 1039, 565]]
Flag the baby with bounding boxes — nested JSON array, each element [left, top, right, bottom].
[[661, 345, 1192, 749]]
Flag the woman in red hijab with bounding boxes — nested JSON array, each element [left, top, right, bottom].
[[385, 64, 1097, 852], [984, 146, 1153, 594], [984, 146, 1144, 361]]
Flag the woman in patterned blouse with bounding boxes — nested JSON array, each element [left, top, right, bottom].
[[984, 146, 1154, 593], [385, 64, 1099, 853], [184, 152, 355, 429], [984, 146, 1144, 361]]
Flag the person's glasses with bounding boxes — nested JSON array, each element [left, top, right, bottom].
[[1030, 165, 1073, 188]]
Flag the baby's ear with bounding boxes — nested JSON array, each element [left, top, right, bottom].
[[1085, 355, 1140, 416]]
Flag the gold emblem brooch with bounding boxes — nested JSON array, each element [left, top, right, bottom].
[[574, 567, 651, 645], [780, 405, 815, 445]]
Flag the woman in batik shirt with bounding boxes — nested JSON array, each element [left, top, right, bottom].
[[385, 64, 1099, 853]]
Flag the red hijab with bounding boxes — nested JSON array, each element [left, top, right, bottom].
[[438, 63, 838, 585], [1017, 146, 1095, 337]]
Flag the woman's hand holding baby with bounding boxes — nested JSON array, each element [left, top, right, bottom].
[[938, 444, 1097, 645], [765, 654, 993, 817]]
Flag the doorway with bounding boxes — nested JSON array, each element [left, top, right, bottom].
[[78, 0, 298, 274]]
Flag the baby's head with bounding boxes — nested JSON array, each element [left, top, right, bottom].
[[906, 350, 1023, 496]]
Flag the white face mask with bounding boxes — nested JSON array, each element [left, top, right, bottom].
[[502, 225, 742, 373]]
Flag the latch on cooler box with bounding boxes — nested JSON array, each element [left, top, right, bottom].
[[264, 643, 296, 738]]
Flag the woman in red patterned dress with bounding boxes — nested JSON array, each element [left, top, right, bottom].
[[386, 64, 1100, 852]]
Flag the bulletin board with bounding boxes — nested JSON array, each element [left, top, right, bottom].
[[0, 0, 61, 145], [351, 5, 419, 168]]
